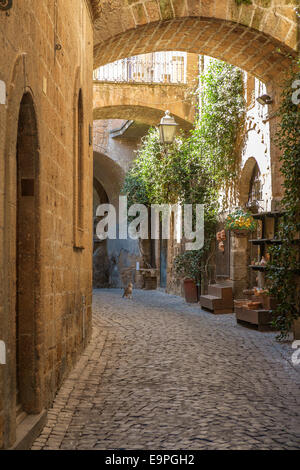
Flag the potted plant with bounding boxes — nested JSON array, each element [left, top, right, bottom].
[[225, 209, 257, 236], [174, 251, 202, 303]]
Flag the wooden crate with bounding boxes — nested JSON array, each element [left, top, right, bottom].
[[235, 306, 273, 331]]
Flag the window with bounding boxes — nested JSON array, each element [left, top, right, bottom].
[[248, 163, 262, 205], [74, 88, 84, 248], [77, 90, 84, 230]]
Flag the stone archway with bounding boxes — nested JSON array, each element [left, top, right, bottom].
[[239, 156, 261, 207], [91, 1, 298, 204], [92, 1, 297, 87], [93, 82, 195, 128], [93, 178, 110, 288], [94, 151, 125, 208], [93, 105, 193, 131], [16, 93, 41, 417], [93, 151, 143, 287]]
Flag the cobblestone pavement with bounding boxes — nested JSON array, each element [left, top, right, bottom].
[[32, 289, 300, 450]]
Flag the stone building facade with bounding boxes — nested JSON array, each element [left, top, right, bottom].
[[164, 68, 287, 299], [0, 0, 93, 449]]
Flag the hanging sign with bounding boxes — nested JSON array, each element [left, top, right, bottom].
[[0, 341, 6, 365]]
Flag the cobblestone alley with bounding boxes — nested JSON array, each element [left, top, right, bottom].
[[32, 289, 300, 450]]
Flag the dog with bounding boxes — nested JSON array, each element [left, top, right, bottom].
[[122, 282, 133, 299]]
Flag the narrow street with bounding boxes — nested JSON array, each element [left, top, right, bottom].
[[32, 289, 300, 450]]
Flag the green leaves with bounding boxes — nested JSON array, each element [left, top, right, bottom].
[[225, 209, 257, 232], [122, 58, 246, 282], [266, 60, 300, 340], [191, 60, 245, 197], [174, 249, 206, 282], [235, 0, 252, 5]]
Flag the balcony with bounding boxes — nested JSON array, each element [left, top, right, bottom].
[[93, 52, 187, 85]]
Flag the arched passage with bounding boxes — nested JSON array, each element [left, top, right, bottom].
[[92, 4, 297, 87], [16, 93, 40, 416], [93, 151, 142, 287], [239, 156, 261, 207], [93, 81, 195, 127], [94, 151, 125, 207], [93, 105, 193, 131], [93, 178, 110, 288]]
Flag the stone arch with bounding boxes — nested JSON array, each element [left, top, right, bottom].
[[93, 151, 142, 288], [93, 82, 195, 127], [93, 151, 125, 208], [93, 178, 110, 288], [92, 1, 298, 86], [93, 105, 193, 131], [239, 156, 262, 207], [93, 175, 109, 231], [94, 177, 109, 204]]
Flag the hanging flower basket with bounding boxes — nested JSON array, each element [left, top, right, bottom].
[[225, 209, 257, 236]]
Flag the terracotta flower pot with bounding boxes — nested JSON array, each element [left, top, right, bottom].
[[220, 229, 226, 240], [218, 241, 225, 252], [183, 279, 198, 303]]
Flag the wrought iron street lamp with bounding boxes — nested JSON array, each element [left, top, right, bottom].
[[158, 110, 179, 144]]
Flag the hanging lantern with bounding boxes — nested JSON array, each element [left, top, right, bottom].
[[158, 110, 179, 144]]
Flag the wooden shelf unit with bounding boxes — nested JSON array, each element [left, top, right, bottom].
[[235, 211, 284, 331]]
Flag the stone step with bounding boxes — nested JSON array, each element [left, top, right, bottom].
[[199, 295, 224, 310], [16, 404, 27, 427], [208, 284, 233, 301]]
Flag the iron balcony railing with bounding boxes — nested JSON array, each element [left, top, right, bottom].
[[93, 54, 187, 84]]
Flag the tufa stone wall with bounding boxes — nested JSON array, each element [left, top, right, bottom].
[[0, 0, 93, 449]]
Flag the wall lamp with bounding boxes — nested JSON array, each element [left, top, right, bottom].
[[158, 110, 179, 144], [256, 94, 273, 106], [0, 0, 12, 11]]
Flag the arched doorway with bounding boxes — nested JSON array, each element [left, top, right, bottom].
[[247, 162, 262, 211], [93, 178, 110, 288], [16, 93, 40, 419]]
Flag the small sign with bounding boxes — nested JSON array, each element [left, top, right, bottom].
[[0, 341, 6, 365], [0, 80, 6, 105], [89, 124, 93, 146]]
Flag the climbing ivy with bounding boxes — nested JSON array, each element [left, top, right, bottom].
[[122, 59, 246, 281], [235, 0, 252, 5], [191, 59, 245, 201], [266, 60, 300, 340]]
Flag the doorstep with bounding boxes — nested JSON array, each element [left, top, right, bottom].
[[10, 410, 47, 450], [294, 318, 300, 340]]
